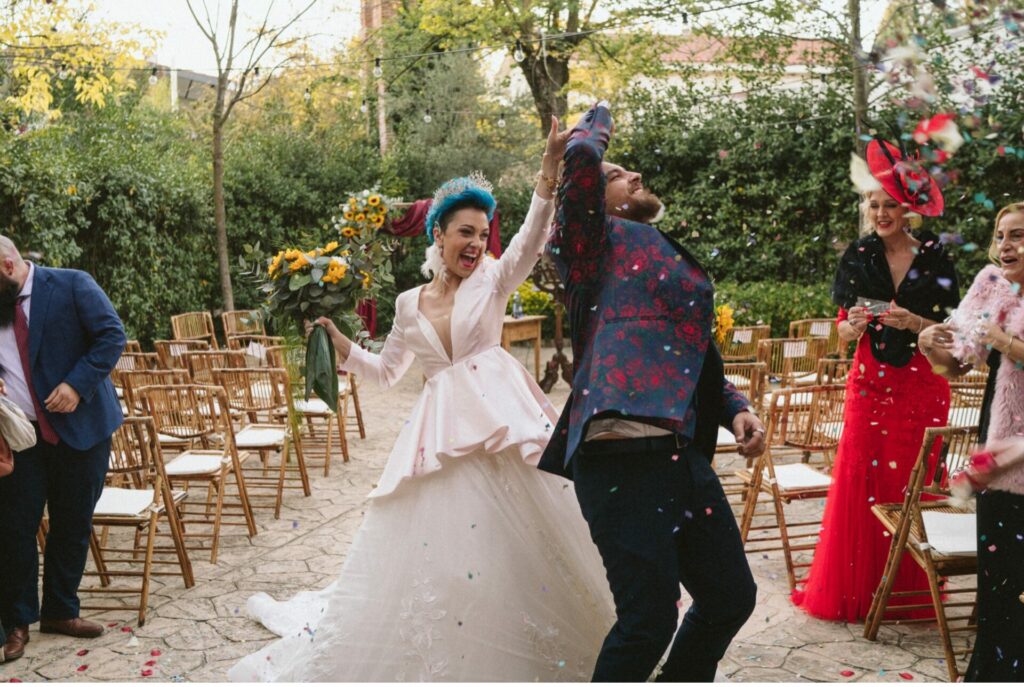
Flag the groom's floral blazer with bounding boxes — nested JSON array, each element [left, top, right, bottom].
[[539, 102, 751, 474]]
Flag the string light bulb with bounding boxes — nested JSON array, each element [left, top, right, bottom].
[[497, 113, 506, 128], [304, 88, 312, 102], [360, 99, 368, 114], [149, 67, 158, 85], [513, 39, 525, 63], [57, 63, 68, 80], [423, 110, 432, 124], [373, 57, 383, 78]]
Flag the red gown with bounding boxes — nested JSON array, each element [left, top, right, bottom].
[[791, 309, 950, 622]]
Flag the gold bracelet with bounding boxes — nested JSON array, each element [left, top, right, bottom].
[[1005, 332, 1016, 356], [537, 171, 559, 193]]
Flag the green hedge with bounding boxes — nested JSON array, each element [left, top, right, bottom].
[[714, 280, 835, 338]]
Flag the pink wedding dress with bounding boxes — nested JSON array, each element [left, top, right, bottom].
[[228, 193, 615, 682]]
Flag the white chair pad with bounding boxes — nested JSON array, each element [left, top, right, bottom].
[[165, 451, 226, 476], [235, 426, 286, 448], [724, 374, 751, 389], [921, 511, 977, 556], [792, 372, 818, 385], [717, 427, 737, 446], [94, 487, 155, 517], [765, 463, 832, 490], [158, 432, 191, 445], [338, 376, 350, 393], [773, 392, 812, 407], [294, 398, 331, 414]]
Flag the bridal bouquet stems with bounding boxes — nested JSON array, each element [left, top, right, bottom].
[[254, 188, 397, 411]]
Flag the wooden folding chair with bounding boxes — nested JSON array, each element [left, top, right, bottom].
[[757, 337, 827, 387], [789, 318, 844, 358], [80, 417, 194, 625], [226, 334, 286, 367], [111, 352, 160, 409], [814, 356, 854, 385], [124, 340, 144, 354], [737, 384, 846, 590], [154, 339, 211, 369], [864, 426, 980, 681], [714, 362, 769, 515], [947, 380, 985, 429], [214, 367, 311, 518], [138, 384, 256, 563], [171, 311, 219, 349], [720, 324, 771, 362], [121, 369, 192, 421], [184, 349, 246, 385], [221, 309, 266, 338], [268, 345, 350, 474], [341, 372, 366, 440]]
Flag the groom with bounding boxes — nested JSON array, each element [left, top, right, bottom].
[[540, 102, 764, 682]]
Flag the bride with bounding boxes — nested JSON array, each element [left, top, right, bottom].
[[228, 119, 615, 682]]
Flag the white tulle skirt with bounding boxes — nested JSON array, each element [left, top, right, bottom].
[[227, 447, 615, 682]]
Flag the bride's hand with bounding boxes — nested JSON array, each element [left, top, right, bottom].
[[543, 116, 571, 166], [305, 317, 341, 339]]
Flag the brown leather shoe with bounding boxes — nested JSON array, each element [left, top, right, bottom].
[[2, 626, 29, 661], [39, 617, 104, 638]]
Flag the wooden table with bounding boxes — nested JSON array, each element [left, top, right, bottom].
[[501, 315, 546, 382]]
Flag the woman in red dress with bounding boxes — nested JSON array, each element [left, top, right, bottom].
[[791, 139, 960, 622]]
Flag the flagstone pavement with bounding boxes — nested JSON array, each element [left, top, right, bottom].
[[0, 347, 969, 683]]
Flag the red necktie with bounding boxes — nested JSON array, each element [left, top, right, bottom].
[[14, 296, 59, 445]]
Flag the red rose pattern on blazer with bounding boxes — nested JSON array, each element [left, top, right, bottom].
[[540, 103, 750, 469]]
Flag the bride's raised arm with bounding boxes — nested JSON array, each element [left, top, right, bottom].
[[492, 117, 570, 295]]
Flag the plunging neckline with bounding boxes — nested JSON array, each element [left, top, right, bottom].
[[416, 284, 455, 363]]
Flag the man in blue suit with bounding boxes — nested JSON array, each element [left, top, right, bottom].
[[0, 235, 126, 661]]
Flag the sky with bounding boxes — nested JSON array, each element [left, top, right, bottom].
[[89, 0, 894, 76], [90, 0, 363, 73]]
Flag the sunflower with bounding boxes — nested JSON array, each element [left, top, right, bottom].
[[323, 240, 339, 253], [343, 210, 354, 221], [341, 226, 357, 238], [355, 213, 366, 223], [367, 194, 381, 207], [268, 250, 285, 278]]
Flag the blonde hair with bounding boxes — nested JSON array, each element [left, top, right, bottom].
[[987, 201, 1024, 264], [858, 193, 922, 236]]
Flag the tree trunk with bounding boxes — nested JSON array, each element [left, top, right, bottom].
[[519, 53, 569, 133], [212, 118, 235, 311], [849, 0, 868, 155]]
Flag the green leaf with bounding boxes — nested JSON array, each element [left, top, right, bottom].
[[289, 272, 312, 291], [304, 325, 338, 412]]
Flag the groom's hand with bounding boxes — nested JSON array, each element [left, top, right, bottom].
[[733, 411, 766, 458]]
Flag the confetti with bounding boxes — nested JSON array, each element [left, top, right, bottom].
[[899, 672, 914, 680], [151, 649, 162, 657], [76, 649, 89, 657], [144, 660, 158, 667], [840, 669, 855, 677], [609, 486, 619, 493], [77, 665, 89, 672], [141, 669, 154, 677]]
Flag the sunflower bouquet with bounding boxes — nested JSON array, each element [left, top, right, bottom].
[[255, 188, 397, 410], [713, 303, 735, 347]]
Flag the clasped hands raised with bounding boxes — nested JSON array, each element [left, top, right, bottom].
[[846, 302, 922, 335]]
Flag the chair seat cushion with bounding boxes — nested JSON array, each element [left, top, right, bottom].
[[165, 451, 226, 476], [792, 371, 818, 385], [765, 463, 832, 490], [921, 511, 977, 557], [158, 432, 191, 445], [948, 406, 980, 427], [235, 426, 286, 448], [293, 398, 331, 414], [94, 487, 155, 517]]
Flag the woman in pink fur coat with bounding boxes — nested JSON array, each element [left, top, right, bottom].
[[919, 201, 1024, 683]]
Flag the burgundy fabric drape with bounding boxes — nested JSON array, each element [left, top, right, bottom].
[[355, 200, 504, 338]]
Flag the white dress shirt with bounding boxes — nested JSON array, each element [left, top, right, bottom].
[[0, 261, 37, 419]]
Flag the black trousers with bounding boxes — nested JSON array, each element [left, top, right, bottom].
[[572, 439, 757, 682], [0, 424, 109, 629], [965, 489, 1024, 682]]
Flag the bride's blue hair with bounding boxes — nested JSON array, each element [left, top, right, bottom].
[[424, 172, 496, 245]]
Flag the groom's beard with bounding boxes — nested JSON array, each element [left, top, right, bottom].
[[0, 274, 21, 328], [621, 190, 664, 224]]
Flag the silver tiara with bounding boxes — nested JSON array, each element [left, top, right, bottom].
[[430, 171, 494, 212]]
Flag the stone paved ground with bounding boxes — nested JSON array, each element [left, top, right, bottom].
[[0, 346, 972, 682]]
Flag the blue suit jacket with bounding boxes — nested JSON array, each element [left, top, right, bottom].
[[539, 103, 750, 476], [13, 266, 126, 451]]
